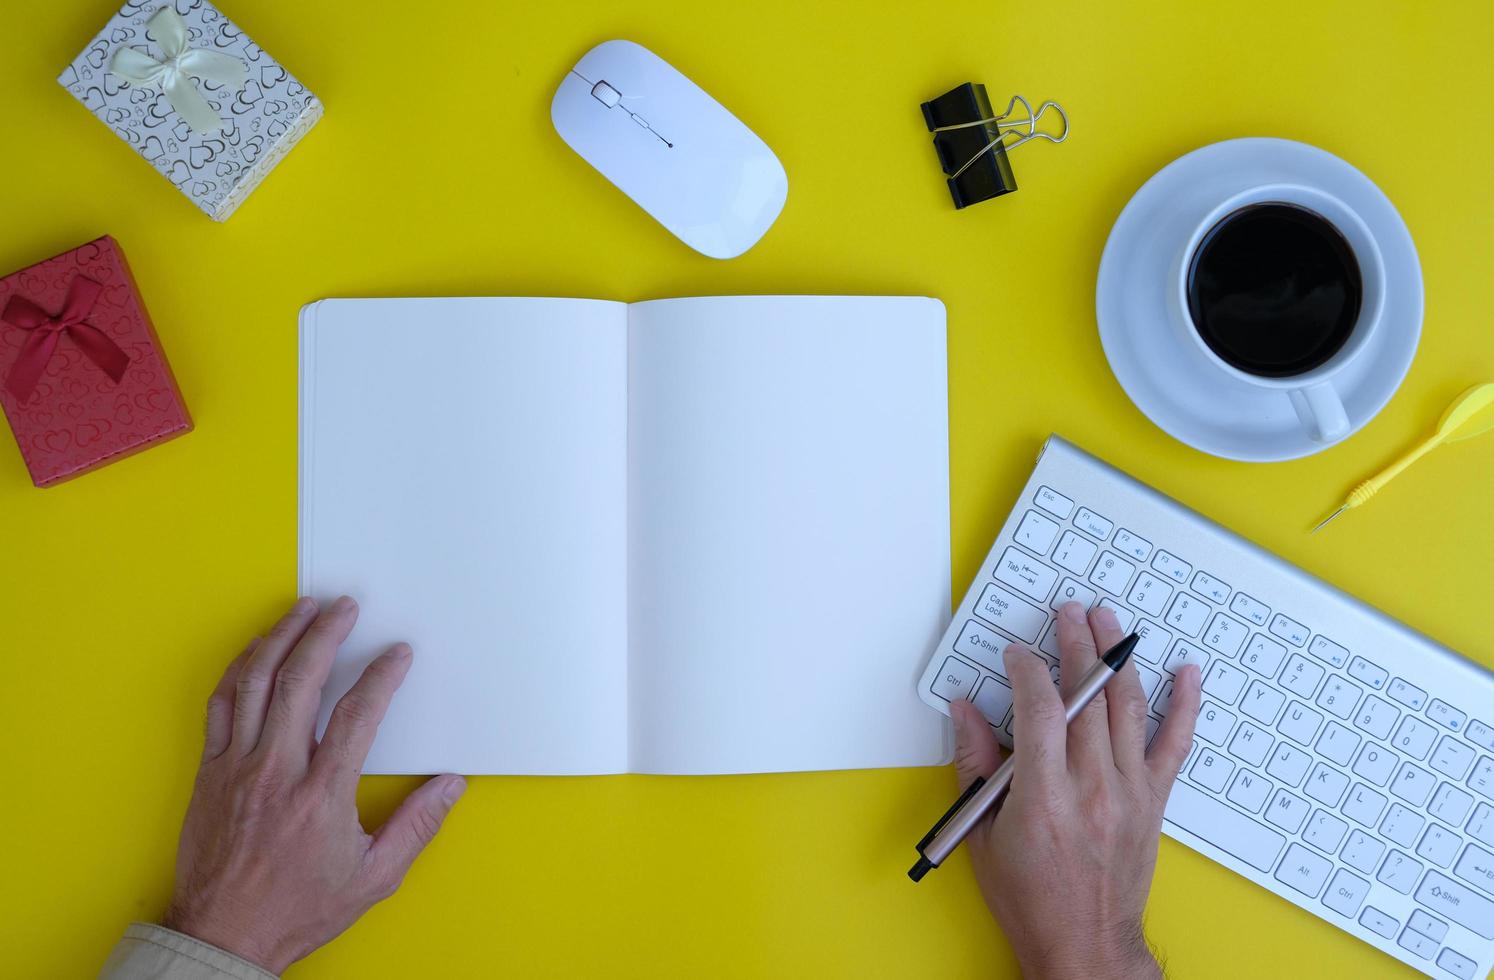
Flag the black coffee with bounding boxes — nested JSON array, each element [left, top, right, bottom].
[[1186, 202, 1361, 378]]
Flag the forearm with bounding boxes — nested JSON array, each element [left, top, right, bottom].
[[100, 923, 279, 980]]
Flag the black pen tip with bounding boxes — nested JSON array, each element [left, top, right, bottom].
[[908, 856, 933, 882], [1102, 633, 1140, 671]]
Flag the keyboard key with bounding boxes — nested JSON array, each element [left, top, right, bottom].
[[1341, 829, 1385, 873], [1471, 803, 1494, 846], [1229, 592, 1270, 627], [1454, 841, 1494, 893], [1265, 789, 1312, 834], [1383, 803, 1426, 848], [1269, 613, 1309, 647], [1113, 528, 1151, 561], [1280, 655, 1325, 699], [1351, 743, 1396, 787], [1226, 768, 1272, 813], [1360, 905, 1398, 939], [1202, 662, 1247, 706], [1266, 742, 1312, 787], [1316, 722, 1360, 766], [1436, 948, 1477, 980], [1050, 577, 1098, 614], [1038, 620, 1062, 658], [1196, 703, 1236, 745], [1430, 783, 1474, 826], [1125, 572, 1171, 618], [1315, 677, 1362, 722], [1354, 696, 1399, 741], [1397, 926, 1437, 960], [1153, 679, 1177, 718], [1431, 736, 1476, 781], [972, 584, 1048, 643], [1165, 780, 1285, 872], [1163, 593, 1210, 637], [1305, 763, 1349, 807], [1229, 722, 1273, 767], [1378, 849, 1423, 895], [971, 676, 1014, 726], [1191, 571, 1231, 605], [1467, 720, 1494, 752], [1321, 867, 1368, 917], [1240, 633, 1287, 677], [1088, 551, 1135, 597], [1201, 613, 1248, 658], [1393, 762, 1439, 807], [1190, 747, 1234, 792], [1303, 809, 1348, 853], [1279, 702, 1324, 746], [953, 619, 1010, 671], [1014, 510, 1061, 555], [1308, 634, 1349, 668], [994, 547, 1059, 603], [1134, 662, 1163, 700], [1347, 655, 1388, 691], [1151, 550, 1191, 585], [1408, 909, 1450, 944], [1388, 677, 1429, 711], [1274, 842, 1331, 897], [1342, 783, 1388, 827], [1428, 699, 1468, 733], [1096, 598, 1134, 632], [1393, 716, 1437, 761], [1163, 641, 1211, 676], [1470, 756, 1494, 800], [930, 656, 980, 702], [1034, 485, 1073, 519], [1052, 530, 1098, 575], [1132, 620, 1172, 664], [1416, 823, 1461, 868], [1417, 871, 1494, 938], [1242, 681, 1287, 726], [1073, 507, 1113, 541]]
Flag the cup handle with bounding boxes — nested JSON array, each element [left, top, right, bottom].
[[1289, 382, 1350, 443]]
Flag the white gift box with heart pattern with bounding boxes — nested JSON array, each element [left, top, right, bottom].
[[59, 0, 322, 221]]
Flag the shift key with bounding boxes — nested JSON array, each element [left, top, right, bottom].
[[1416, 872, 1494, 939], [994, 547, 1058, 602], [1165, 780, 1286, 872]]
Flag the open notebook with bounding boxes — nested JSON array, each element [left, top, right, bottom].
[[299, 296, 951, 775]]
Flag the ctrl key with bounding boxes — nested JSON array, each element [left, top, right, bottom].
[[930, 656, 979, 703]]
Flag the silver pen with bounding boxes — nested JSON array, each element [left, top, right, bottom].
[[908, 632, 1139, 882]]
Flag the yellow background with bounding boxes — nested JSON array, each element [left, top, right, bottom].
[[2, 0, 1492, 976]]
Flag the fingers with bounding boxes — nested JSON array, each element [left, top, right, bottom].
[[1003, 644, 1065, 785], [203, 638, 257, 761], [1055, 602, 1113, 773], [368, 774, 466, 899], [261, 595, 360, 756], [1088, 607, 1147, 777], [951, 698, 1004, 790], [311, 643, 413, 793], [1147, 663, 1203, 795], [230, 597, 319, 753]]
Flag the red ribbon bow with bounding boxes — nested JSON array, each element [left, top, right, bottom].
[[3, 276, 130, 404]]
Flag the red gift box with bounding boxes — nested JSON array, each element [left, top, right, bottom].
[[0, 236, 191, 487]]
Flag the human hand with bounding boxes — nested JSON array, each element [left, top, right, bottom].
[[162, 596, 466, 974], [949, 601, 1201, 980]]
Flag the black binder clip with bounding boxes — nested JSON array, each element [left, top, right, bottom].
[[920, 84, 1069, 209]]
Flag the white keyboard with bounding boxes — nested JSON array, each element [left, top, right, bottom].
[[917, 435, 1494, 979]]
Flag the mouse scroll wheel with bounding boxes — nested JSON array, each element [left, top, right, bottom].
[[590, 81, 622, 108]]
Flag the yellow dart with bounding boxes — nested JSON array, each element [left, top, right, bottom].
[[1313, 382, 1494, 533]]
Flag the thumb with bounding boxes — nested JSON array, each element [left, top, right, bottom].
[[368, 773, 466, 896], [951, 698, 1003, 789]]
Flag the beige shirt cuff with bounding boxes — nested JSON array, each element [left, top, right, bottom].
[[99, 923, 279, 980]]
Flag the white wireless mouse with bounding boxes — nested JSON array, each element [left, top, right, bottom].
[[551, 40, 788, 259]]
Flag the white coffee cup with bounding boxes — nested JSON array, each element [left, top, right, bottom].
[[1169, 184, 1387, 443]]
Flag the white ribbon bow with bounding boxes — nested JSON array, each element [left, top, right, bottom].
[[109, 7, 246, 134]]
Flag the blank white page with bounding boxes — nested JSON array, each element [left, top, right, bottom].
[[300, 298, 630, 775], [626, 296, 952, 774]]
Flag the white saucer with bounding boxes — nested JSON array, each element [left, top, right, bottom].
[[1096, 138, 1422, 462]]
